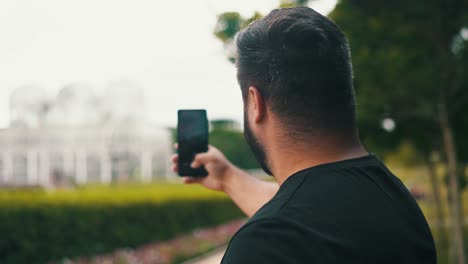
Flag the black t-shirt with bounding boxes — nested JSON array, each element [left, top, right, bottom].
[[221, 154, 436, 263]]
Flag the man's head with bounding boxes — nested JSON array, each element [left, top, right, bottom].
[[236, 7, 357, 175]]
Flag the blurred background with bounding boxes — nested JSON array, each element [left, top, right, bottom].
[[0, 0, 467, 263]]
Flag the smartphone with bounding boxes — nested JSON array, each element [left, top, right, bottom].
[[177, 109, 209, 177]]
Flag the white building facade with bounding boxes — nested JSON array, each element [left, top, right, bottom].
[[0, 82, 174, 187]]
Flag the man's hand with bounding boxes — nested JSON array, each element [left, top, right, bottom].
[[171, 144, 279, 217], [171, 145, 237, 192]]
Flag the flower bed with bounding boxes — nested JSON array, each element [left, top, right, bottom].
[[63, 219, 245, 264]]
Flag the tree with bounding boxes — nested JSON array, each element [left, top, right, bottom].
[[209, 120, 259, 169], [213, 1, 314, 61], [330, 1, 468, 263]]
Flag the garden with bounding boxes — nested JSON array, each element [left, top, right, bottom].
[[0, 183, 243, 263]]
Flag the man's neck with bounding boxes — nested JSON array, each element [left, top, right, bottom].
[[270, 141, 368, 185]]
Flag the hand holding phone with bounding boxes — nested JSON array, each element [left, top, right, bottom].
[[177, 109, 209, 177]]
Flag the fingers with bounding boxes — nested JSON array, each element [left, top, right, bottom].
[[171, 154, 179, 173], [171, 154, 178, 163], [183, 177, 203, 184], [191, 151, 214, 168], [171, 164, 178, 173], [173, 144, 219, 169]]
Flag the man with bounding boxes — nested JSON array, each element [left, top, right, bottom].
[[172, 6, 436, 263]]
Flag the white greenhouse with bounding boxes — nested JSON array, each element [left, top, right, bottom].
[[0, 83, 174, 187]]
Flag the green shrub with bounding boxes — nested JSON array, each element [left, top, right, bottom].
[[0, 183, 243, 263]]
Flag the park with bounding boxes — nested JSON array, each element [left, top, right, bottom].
[[0, 0, 467, 263]]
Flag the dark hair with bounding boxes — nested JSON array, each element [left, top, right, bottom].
[[236, 7, 356, 139]]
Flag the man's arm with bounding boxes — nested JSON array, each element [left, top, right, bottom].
[[171, 145, 278, 217]]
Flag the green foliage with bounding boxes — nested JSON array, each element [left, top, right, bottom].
[[453, 107, 468, 162], [241, 12, 263, 28], [170, 127, 177, 143], [331, 1, 439, 117], [384, 141, 424, 167], [330, 0, 468, 159], [0, 184, 243, 263], [210, 126, 259, 169], [214, 12, 242, 42], [432, 226, 468, 264], [214, 0, 314, 46], [210, 119, 238, 131], [280, 0, 312, 8], [214, 11, 262, 50]]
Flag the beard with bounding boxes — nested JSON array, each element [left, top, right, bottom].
[[243, 111, 273, 176]]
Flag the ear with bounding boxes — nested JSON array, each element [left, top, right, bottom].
[[248, 86, 266, 123]]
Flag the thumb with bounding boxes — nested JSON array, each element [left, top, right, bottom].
[[191, 152, 213, 168]]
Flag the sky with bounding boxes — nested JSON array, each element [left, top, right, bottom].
[[0, 0, 337, 129]]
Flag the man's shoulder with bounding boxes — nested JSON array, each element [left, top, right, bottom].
[[248, 170, 311, 222], [221, 217, 309, 264]]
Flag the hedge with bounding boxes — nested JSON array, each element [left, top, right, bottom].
[[0, 184, 243, 263]]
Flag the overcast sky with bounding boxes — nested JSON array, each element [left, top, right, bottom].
[[0, 0, 337, 129]]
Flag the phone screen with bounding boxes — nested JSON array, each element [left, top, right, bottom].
[[177, 109, 208, 177]]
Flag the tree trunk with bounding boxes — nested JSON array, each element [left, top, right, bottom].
[[439, 103, 465, 264], [426, 157, 448, 251]]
